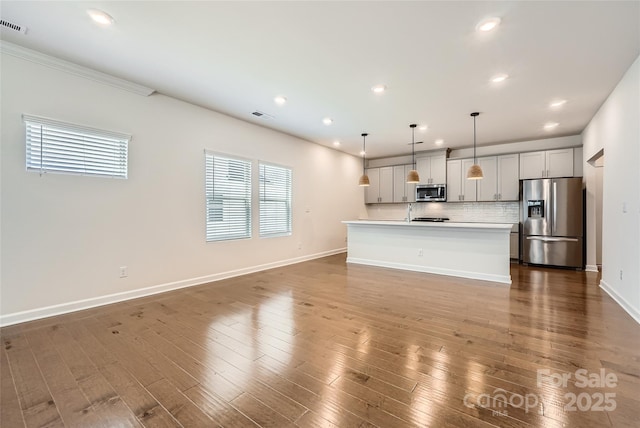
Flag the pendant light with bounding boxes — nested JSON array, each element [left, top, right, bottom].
[[358, 133, 370, 186], [467, 112, 484, 180], [406, 124, 420, 183]]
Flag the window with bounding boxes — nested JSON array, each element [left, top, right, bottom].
[[260, 163, 292, 237], [23, 115, 129, 178], [205, 152, 252, 241]]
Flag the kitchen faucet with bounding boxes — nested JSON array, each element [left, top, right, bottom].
[[406, 203, 412, 223]]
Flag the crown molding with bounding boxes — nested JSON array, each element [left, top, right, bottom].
[[0, 41, 155, 96]]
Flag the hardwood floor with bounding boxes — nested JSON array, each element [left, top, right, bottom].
[[2, 254, 639, 427]]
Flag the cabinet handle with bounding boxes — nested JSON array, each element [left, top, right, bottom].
[[498, 193, 501, 200], [462, 195, 464, 201]]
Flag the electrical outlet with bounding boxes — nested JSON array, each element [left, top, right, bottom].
[[120, 266, 128, 278], [418, 248, 423, 256]]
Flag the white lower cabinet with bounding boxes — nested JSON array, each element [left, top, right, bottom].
[[510, 231, 519, 260]]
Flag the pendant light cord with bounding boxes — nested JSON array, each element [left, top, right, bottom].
[[412, 127, 416, 168], [470, 112, 479, 163], [362, 133, 367, 174]]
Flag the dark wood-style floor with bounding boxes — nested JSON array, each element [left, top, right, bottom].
[[2, 255, 639, 427]]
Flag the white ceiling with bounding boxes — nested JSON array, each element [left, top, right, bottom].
[[1, 1, 639, 158]]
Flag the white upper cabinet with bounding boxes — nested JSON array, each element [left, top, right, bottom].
[[546, 148, 574, 178], [519, 148, 574, 179], [364, 167, 381, 204], [365, 167, 394, 203], [498, 154, 520, 200], [477, 154, 519, 201], [477, 157, 498, 201], [416, 154, 446, 184], [447, 159, 477, 202], [393, 165, 416, 203]]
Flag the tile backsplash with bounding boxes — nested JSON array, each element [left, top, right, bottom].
[[365, 201, 520, 223]]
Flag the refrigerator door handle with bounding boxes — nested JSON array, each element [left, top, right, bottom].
[[552, 181, 557, 234], [526, 236, 579, 242]]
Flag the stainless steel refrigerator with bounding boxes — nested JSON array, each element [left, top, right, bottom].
[[521, 177, 584, 268]]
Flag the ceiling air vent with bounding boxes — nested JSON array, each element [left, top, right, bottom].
[[0, 19, 27, 34], [251, 110, 274, 120]]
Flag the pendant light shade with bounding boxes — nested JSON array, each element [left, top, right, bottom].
[[406, 124, 420, 183], [467, 112, 484, 180], [359, 133, 370, 186]]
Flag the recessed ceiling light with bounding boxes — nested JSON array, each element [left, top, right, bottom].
[[434, 139, 444, 146], [360, 150, 366, 155], [87, 9, 114, 26], [491, 73, 509, 83], [323, 117, 333, 125], [274, 95, 287, 105], [419, 125, 428, 131], [544, 122, 560, 130], [371, 85, 386, 94], [333, 140, 341, 147], [476, 17, 501, 32], [549, 99, 567, 108]]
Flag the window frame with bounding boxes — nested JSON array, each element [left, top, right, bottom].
[[205, 150, 252, 242], [23, 114, 130, 179], [259, 161, 293, 238]]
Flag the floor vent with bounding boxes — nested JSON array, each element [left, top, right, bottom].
[[0, 19, 27, 35], [251, 110, 274, 120]]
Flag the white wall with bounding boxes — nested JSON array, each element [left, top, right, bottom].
[[582, 55, 640, 323], [0, 53, 364, 324]]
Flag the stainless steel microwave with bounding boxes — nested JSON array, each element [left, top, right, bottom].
[[416, 184, 446, 202]]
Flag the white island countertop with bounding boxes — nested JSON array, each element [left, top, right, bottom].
[[343, 220, 513, 230], [343, 219, 512, 284]]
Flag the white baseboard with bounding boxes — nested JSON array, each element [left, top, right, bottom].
[[599, 279, 640, 325], [585, 264, 599, 272], [0, 248, 346, 327], [346, 257, 511, 285]]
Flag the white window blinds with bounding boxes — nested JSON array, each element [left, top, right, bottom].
[[205, 152, 252, 241], [23, 115, 129, 178], [260, 163, 292, 237]]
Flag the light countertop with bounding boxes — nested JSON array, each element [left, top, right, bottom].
[[343, 220, 513, 230]]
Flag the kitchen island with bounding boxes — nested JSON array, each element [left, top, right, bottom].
[[343, 220, 513, 284]]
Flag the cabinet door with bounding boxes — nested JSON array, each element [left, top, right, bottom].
[[393, 165, 406, 203], [446, 160, 462, 202], [430, 154, 447, 184], [461, 159, 477, 201], [415, 157, 431, 184], [497, 154, 520, 200], [476, 156, 498, 201], [364, 168, 380, 204], [378, 166, 394, 203], [546, 148, 573, 178], [519, 151, 545, 179], [405, 165, 416, 203], [510, 232, 519, 259]]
